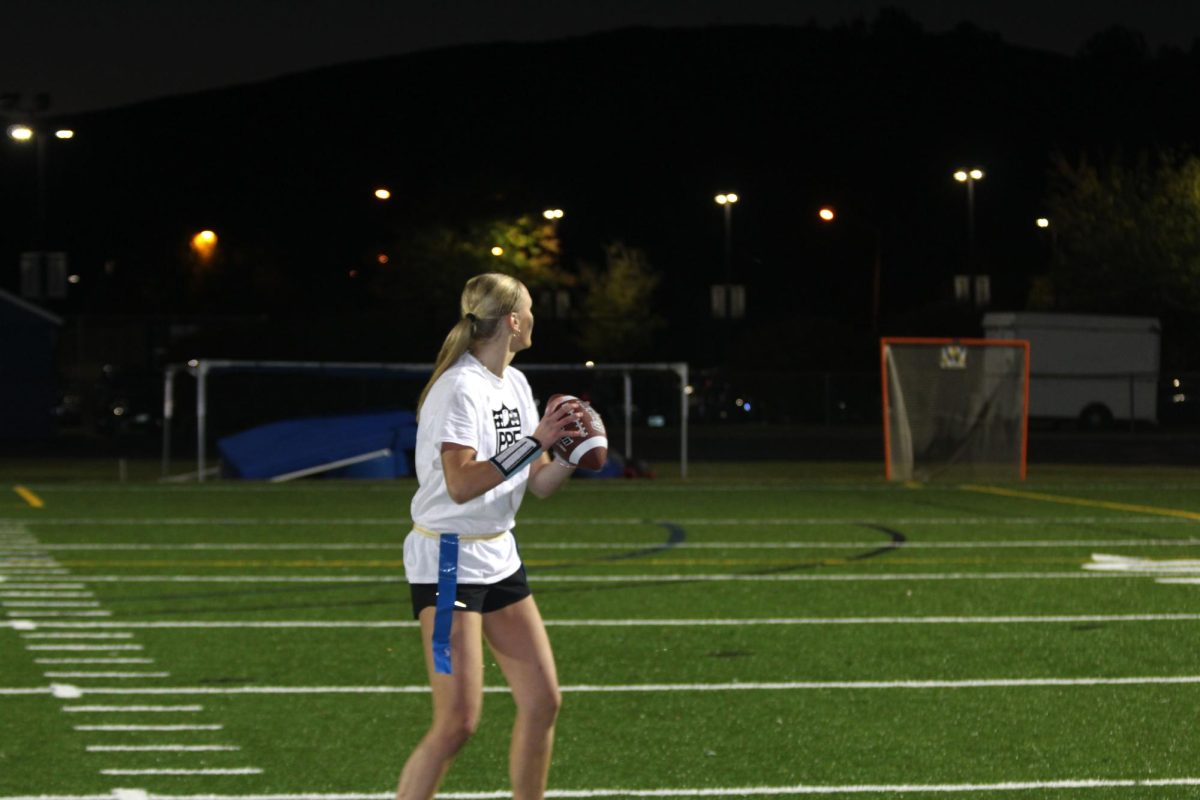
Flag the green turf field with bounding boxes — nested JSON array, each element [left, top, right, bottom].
[[3, 463, 1200, 799]]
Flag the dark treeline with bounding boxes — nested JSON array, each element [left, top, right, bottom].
[[3, 11, 1199, 368]]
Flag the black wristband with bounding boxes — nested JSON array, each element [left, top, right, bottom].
[[489, 436, 543, 479]]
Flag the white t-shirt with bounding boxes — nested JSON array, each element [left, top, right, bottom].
[[404, 352, 539, 584]]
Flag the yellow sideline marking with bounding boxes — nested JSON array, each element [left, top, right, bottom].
[[14, 485, 45, 509], [962, 484, 1200, 522]]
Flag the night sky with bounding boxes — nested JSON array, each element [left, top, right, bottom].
[[6, 0, 1200, 115]]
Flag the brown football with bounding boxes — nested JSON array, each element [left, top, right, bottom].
[[546, 394, 608, 470]]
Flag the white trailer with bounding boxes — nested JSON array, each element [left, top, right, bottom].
[[981, 312, 1160, 427]]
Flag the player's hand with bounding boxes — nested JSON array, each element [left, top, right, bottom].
[[533, 398, 581, 451]]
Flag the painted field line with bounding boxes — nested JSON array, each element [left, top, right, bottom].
[[1087, 554, 1200, 574], [17, 537, 1200, 552], [0, 572, 1145, 587], [7, 610, 111, 617], [962, 484, 1200, 522], [23, 632, 135, 638], [0, 583, 87, 589], [37, 659, 156, 665], [4, 514, 1196, 528], [101, 768, 262, 776], [75, 724, 223, 731], [6, 613, 1200, 632], [26, 644, 144, 651], [0, 592, 95, 597], [64, 705, 202, 712], [0, 570, 72, 575], [12, 486, 44, 509], [2, 600, 101, 607], [7, 778, 1200, 798], [43, 671, 170, 679], [88, 744, 240, 752], [6, 675, 1200, 696]]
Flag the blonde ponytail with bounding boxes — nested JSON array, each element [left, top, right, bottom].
[[416, 273, 526, 416]]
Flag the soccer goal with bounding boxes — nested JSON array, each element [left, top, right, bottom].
[[880, 337, 1030, 482], [162, 359, 690, 481]]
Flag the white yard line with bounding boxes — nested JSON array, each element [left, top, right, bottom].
[[8, 537, 1200, 552], [7, 675, 1200, 697], [6, 777, 1200, 798], [0, 572, 1155, 587], [3, 514, 1197, 527], [6, 613, 1200, 632]]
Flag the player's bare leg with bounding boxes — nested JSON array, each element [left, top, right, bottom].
[[483, 596, 561, 800], [395, 609, 485, 800]]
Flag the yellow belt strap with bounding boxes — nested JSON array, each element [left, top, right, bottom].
[[412, 524, 508, 542]]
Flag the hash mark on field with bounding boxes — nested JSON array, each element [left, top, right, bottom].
[[43, 671, 170, 679], [100, 768, 262, 776], [64, 705, 202, 712], [75, 724, 223, 731], [87, 744, 240, 752], [37, 658, 155, 664], [26, 644, 144, 650]]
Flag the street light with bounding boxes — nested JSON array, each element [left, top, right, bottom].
[[714, 193, 739, 281], [373, 187, 391, 200], [542, 208, 564, 220], [191, 230, 218, 263], [6, 123, 77, 263], [953, 167, 985, 305]]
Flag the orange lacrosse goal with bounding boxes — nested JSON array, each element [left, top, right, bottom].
[[880, 337, 1030, 482]]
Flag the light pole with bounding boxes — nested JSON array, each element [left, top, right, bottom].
[[714, 192, 738, 282], [7, 124, 75, 249], [953, 168, 984, 304]]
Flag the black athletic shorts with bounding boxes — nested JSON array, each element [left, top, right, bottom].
[[409, 565, 532, 619]]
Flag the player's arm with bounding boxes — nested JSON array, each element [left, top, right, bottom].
[[441, 401, 580, 504], [527, 450, 575, 498]]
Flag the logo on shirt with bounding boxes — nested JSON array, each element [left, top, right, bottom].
[[493, 404, 523, 450]]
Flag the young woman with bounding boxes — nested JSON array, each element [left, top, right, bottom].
[[396, 273, 581, 800]]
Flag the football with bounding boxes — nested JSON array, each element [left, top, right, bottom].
[[546, 394, 608, 470]]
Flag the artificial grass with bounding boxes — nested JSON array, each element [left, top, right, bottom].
[[3, 471, 1200, 797]]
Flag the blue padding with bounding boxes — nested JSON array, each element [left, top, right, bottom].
[[218, 410, 417, 480], [433, 533, 460, 675]]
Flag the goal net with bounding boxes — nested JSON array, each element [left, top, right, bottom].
[[881, 337, 1029, 482], [162, 359, 689, 481]]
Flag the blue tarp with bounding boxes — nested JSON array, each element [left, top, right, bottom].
[[218, 410, 418, 480]]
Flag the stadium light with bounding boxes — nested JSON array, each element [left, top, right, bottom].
[[954, 167, 986, 305], [714, 192, 739, 281]]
